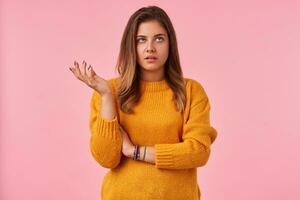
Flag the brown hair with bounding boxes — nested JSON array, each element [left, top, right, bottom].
[[114, 5, 186, 114]]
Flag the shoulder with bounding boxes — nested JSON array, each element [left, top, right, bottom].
[[184, 77, 201, 87], [183, 77, 208, 99], [107, 76, 120, 87], [107, 76, 120, 92]]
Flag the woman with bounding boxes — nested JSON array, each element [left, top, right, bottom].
[[69, 5, 217, 200]]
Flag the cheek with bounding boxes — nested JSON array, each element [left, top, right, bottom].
[[159, 44, 169, 58], [136, 46, 144, 58]]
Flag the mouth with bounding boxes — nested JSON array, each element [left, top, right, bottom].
[[145, 56, 158, 60]]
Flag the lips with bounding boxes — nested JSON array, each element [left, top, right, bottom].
[[145, 56, 157, 59]]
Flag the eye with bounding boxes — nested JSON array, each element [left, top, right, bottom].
[[137, 38, 145, 43], [156, 37, 164, 42], [136, 37, 164, 43]]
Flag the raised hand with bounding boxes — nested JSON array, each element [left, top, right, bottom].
[[69, 60, 112, 95]]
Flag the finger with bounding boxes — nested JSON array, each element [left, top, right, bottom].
[[75, 61, 82, 75], [82, 60, 87, 76], [87, 65, 94, 77], [86, 64, 92, 77], [90, 65, 96, 76], [74, 61, 80, 74], [119, 126, 128, 137], [74, 61, 84, 80], [69, 67, 77, 75], [75, 61, 84, 79], [78, 62, 84, 76], [118, 126, 124, 134], [118, 126, 123, 133]]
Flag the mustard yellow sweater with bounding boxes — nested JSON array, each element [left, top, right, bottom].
[[89, 77, 217, 200]]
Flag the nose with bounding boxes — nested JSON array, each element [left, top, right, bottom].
[[146, 41, 156, 52]]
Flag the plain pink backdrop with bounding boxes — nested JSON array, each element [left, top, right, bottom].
[[1, 0, 300, 199]]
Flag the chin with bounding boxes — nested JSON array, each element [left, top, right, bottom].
[[141, 64, 162, 71]]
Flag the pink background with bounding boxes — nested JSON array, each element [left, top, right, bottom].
[[1, 0, 300, 199]]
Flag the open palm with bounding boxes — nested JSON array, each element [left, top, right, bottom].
[[69, 60, 112, 95]]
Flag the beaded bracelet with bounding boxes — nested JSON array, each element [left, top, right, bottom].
[[132, 145, 136, 160], [132, 144, 140, 160], [142, 146, 147, 161], [132, 144, 148, 161], [136, 144, 140, 160]]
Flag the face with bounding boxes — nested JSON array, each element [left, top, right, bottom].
[[136, 20, 169, 77]]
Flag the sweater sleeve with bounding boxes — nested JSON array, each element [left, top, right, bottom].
[[154, 80, 218, 170], [89, 89, 122, 169]]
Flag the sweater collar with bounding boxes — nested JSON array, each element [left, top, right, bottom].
[[139, 78, 170, 92]]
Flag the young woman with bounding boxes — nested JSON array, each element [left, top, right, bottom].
[[69, 5, 217, 200]]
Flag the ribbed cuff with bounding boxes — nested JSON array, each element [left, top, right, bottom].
[[96, 113, 119, 141], [154, 144, 175, 168]]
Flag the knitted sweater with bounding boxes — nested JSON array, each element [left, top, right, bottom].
[[89, 77, 217, 200]]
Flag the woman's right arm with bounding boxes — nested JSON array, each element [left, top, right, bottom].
[[89, 89, 122, 169], [100, 92, 117, 120], [69, 60, 122, 168]]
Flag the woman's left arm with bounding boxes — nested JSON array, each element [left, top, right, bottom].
[[152, 81, 218, 170], [120, 80, 218, 169]]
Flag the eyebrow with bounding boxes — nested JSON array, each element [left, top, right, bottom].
[[136, 33, 167, 38]]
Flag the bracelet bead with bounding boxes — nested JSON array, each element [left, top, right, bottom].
[[132, 145, 137, 160], [142, 146, 147, 161], [136, 144, 140, 160]]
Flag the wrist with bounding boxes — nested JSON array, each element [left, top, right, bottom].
[[127, 146, 135, 158], [130, 145, 147, 161], [131, 145, 140, 160], [101, 92, 114, 99]]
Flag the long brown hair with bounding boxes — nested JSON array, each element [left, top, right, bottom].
[[114, 5, 186, 114]]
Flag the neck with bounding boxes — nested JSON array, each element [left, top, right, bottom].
[[140, 67, 165, 82]]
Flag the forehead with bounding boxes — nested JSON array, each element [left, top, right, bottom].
[[136, 20, 167, 36]]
